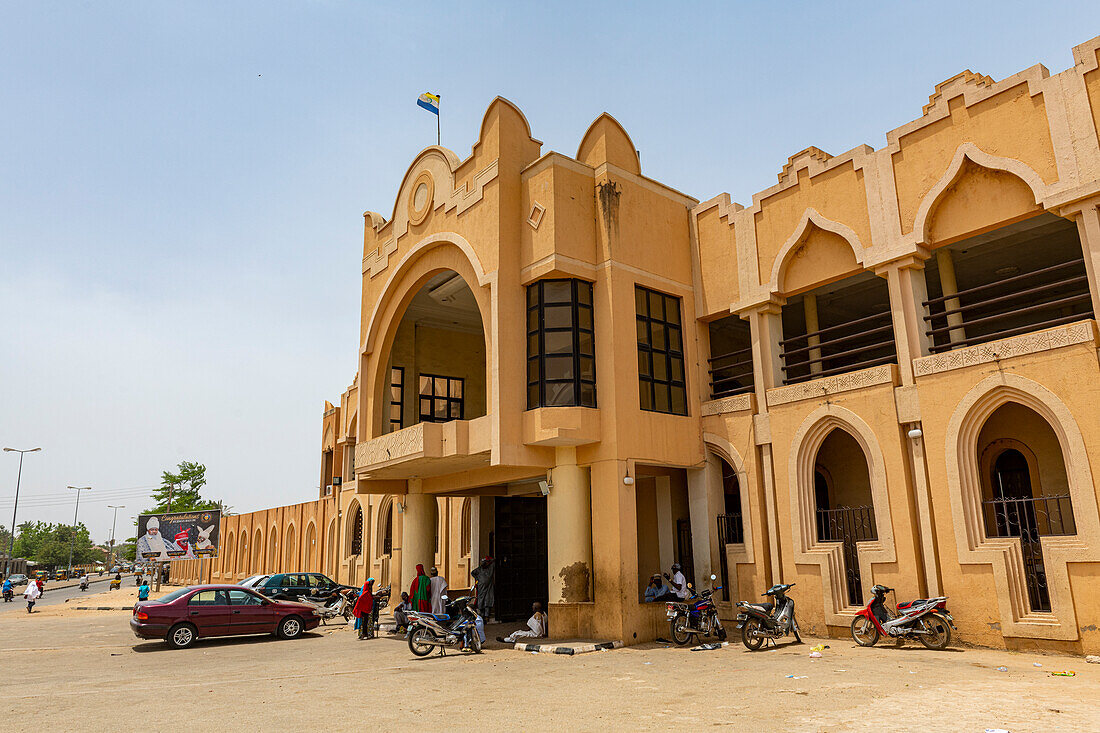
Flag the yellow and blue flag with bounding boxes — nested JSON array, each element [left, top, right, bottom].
[[417, 92, 440, 115]]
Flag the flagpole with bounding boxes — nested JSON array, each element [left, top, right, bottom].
[[436, 96, 441, 146]]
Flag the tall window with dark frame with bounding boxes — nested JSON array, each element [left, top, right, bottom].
[[636, 285, 687, 415], [526, 279, 596, 408], [418, 374, 464, 423], [388, 367, 404, 432]]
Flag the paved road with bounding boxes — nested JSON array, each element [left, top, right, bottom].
[[1, 574, 135, 613]]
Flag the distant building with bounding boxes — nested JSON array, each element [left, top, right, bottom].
[[175, 35, 1100, 652]]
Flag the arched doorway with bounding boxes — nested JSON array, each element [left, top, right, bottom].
[[813, 428, 878, 606], [268, 527, 278, 573], [237, 531, 248, 578], [224, 531, 235, 576], [253, 528, 264, 572], [326, 519, 337, 578], [304, 522, 316, 570], [378, 269, 487, 436], [285, 525, 297, 571], [715, 458, 743, 601], [978, 403, 1077, 613], [347, 504, 363, 586]]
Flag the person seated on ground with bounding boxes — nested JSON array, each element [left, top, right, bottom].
[[645, 573, 672, 602], [137, 581, 150, 602], [663, 563, 690, 601], [392, 591, 412, 633], [497, 602, 547, 643]]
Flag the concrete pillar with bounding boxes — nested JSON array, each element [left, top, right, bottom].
[[935, 249, 967, 347], [655, 476, 675, 573], [803, 294, 822, 376], [879, 258, 932, 385], [547, 447, 593, 603], [907, 430, 941, 597], [1072, 203, 1100, 319], [749, 300, 785, 405], [687, 454, 723, 589], [400, 490, 437, 592]]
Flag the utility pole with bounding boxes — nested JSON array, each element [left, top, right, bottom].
[[3, 447, 41, 575], [107, 505, 124, 567], [66, 486, 91, 575], [156, 480, 177, 592]]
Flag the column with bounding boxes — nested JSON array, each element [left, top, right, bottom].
[[935, 249, 966, 347], [879, 257, 932, 385], [547, 447, 594, 603], [1072, 202, 1100, 319], [687, 454, 723, 589], [803, 294, 822, 376], [400, 490, 437, 592], [748, 299, 785, 403]]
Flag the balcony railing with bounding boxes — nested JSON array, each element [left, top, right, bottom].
[[924, 258, 1093, 353], [708, 346, 754, 399], [780, 309, 896, 385]]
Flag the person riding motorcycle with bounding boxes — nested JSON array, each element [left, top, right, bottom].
[[2, 577, 13, 602], [79, 573, 89, 591]]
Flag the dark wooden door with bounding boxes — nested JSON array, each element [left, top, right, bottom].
[[494, 498, 548, 622]]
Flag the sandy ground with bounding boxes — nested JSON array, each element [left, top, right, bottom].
[[1, 594, 1097, 732]]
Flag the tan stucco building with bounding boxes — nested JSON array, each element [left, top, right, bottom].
[[175, 35, 1100, 653]]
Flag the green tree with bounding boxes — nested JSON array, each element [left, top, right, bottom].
[[11, 522, 98, 566], [142, 461, 223, 514]]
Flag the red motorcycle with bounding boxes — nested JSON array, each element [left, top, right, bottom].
[[851, 584, 955, 650]]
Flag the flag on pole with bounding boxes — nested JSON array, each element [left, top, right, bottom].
[[417, 92, 440, 115]]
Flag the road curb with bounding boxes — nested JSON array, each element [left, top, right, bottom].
[[513, 640, 623, 655], [74, 606, 133, 611]]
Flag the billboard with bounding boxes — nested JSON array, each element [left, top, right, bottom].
[[136, 510, 221, 561]]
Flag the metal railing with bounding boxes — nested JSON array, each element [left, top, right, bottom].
[[923, 258, 1092, 353], [716, 512, 744, 601], [780, 309, 897, 385], [709, 346, 754, 399], [981, 494, 1075, 613], [816, 505, 878, 606]]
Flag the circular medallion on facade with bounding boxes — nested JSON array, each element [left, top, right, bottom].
[[408, 171, 435, 225]]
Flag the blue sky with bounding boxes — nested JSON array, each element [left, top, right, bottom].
[[2, 1, 1098, 542]]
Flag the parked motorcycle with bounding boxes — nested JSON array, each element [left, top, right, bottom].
[[406, 595, 482, 657], [667, 574, 727, 645], [851, 584, 955, 650], [735, 582, 801, 650]]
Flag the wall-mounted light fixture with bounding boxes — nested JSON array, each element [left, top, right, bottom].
[[395, 502, 406, 514], [907, 426, 923, 439], [623, 468, 634, 486]]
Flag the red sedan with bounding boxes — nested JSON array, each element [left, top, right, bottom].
[[130, 584, 321, 649]]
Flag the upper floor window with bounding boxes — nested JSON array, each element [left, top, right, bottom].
[[526, 279, 596, 408], [388, 367, 404, 432], [419, 374, 464, 423], [635, 285, 687, 415]]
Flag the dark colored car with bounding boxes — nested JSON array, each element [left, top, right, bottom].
[[252, 572, 347, 601], [130, 584, 321, 649]]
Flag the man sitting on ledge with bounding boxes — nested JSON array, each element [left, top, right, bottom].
[[497, 602, 547, 643]]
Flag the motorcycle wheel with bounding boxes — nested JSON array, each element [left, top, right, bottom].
[[917, 613, 951, 650], [850, 615, 879, 647], [791, 616, 802, 644], [408, 627, 436, 657], [469, 630, 483, 654], [669, 615, 692, 646], [741, 618, 765, 651], [716, 624, 727, 642]]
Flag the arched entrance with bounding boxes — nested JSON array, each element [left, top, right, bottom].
[[376, 269, 487, 435], [268, 527, 278, 573], [715, 457, 743, 601], [326, 519, 337, 578], [285, 525, 297, 570], [253, 528, 264, 572], [237, 531, 248, 578], [304, 522, 316, 570], [813, 428, 878, 606], [977, 402, 1077, 613], [347, 503, 363, 586]]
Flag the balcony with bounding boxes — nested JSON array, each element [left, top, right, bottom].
[[354, 416, 491, 479]]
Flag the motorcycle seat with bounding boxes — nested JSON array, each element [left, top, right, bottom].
[[430, 613, 451, 622], [896, 599, 927, 610], [745, 602, 774, 613]]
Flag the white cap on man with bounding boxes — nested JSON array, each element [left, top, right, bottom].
[[147, 517, 159, 531]]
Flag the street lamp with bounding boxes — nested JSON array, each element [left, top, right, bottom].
[[107, 505, 125, 567], [3, 447, 41, 575], [66, 486, 91, 574]]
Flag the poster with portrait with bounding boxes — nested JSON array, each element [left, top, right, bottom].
[[136, 510, 221, 561]]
